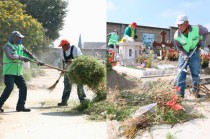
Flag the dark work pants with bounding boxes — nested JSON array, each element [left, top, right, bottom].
[[0, 75, 27, 108], [61, 74, 86, 103]]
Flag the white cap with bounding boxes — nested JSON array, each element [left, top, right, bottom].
[[176, 15, 188, 25], [9, 31, 25, 42], [12, 31, 25, 38]]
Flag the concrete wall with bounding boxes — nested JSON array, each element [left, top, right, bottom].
[[107, 22, 210, 48], [82, 49, 107, 58]]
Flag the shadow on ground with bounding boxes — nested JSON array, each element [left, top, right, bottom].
[[107, 69, 138, 91], [41, 111, 85, 117], [30, 106, 85, 117]]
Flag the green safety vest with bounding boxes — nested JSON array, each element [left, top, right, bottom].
[[108, 33, 119, 45], [175, 25, 203, 52], [3, 42, 24, 76]]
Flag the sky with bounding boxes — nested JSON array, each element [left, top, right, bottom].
[[107, 0, 210, 30], [53, 0, 106, 47], [54, 0, 210, 47]]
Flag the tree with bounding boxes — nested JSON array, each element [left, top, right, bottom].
[[0, 0, 46, 69], [19, 0, 69, 41]]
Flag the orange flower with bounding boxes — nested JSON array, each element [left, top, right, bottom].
[[175, 86, 180, 92], [166, 95, 185, 111]]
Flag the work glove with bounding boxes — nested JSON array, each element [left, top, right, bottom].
[[37, 61, 45, 66], [19, 56, 30, 62], [182, 55, 189, 61], [128, 37, 134, 42], [201, 49, 209, 55]]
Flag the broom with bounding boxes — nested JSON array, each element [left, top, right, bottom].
[[48, 71, 64, 92], [30, 60, 68, 72], [47, 61, 72, 92]]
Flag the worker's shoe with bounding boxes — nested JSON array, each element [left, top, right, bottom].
[[191, 90, 200, 98], [57, 102, 68, 106], [16, 107, 31, 112], [0, 108, 4, 113]]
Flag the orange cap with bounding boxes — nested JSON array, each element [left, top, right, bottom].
[[58, 39, 70, 47], [131, 22, 137, 28]]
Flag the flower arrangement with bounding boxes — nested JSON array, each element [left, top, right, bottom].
[[166, 49, 179, 61], [200, 53, 210, 68], [200, 53, 210, 64], [135, 51, 153, 68]]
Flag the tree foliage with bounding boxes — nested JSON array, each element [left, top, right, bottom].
[[0, 0, 46, 53], [19, 0, 69, 41], [0, 0, 47, 78]]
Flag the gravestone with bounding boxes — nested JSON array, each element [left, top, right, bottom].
[[152, 31, 174, 60]]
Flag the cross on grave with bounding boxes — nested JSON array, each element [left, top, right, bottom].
[[152, 31, 174, 60]]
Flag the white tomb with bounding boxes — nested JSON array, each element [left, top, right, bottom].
[[117, 42, 143, 66]]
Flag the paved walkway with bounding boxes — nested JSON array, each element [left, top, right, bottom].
[[113, 65, 210, 84], [0, 69, 106, 139]]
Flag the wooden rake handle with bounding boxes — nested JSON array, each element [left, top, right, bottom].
[[30, 60, 68, 72]]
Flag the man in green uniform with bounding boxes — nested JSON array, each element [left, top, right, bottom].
[[107, 29, 119, 49], [0, 31, 44, 112], [174, 15, 208, 98]]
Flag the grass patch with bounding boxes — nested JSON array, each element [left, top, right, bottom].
[[126, 66, 146, 70], [166, 132, 177, 139]]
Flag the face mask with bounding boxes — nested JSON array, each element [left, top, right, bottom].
[[17, 39, 22, 45]]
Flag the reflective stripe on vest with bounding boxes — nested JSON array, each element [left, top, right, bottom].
[[3, 42, 24, 76], [175, 26, 203, 52]]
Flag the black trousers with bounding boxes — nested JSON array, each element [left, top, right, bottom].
[[0, 75, 27, 108]]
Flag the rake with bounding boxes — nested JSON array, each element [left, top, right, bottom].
[[172, 45, 199, 86], [30, 60, 69, 92]]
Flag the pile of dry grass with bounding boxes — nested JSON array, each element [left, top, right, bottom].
[[122, 116, 151, 139], [106, 78, 202, 138]]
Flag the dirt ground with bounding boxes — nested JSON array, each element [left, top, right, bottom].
[[107, 69, 139, 91], [0, 68, 106, 139]]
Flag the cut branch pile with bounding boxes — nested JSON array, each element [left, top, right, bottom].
[[107, 79, 203, 139]]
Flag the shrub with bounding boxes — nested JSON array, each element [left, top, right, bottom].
[[136, 55, 146, 64], [146, 51, 153, 68], [68, 55, 106, 92]]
